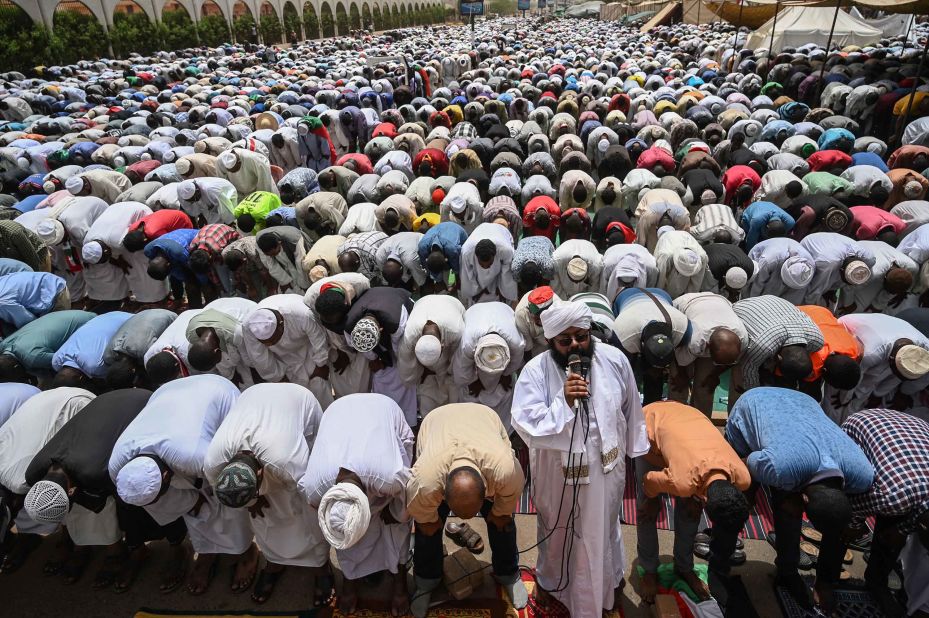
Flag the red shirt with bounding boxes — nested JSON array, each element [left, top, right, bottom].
[[128, 209, 193, 241], [189, 224, 240, 255], [522, 196, 561, 241]]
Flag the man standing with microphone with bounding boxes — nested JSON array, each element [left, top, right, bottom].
[[512, 300, 649, 617]]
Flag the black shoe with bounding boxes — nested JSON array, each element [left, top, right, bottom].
[[867, 581, 905, 618], [776, 572, 813, 610]]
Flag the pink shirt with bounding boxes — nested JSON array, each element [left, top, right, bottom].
[[850, 205, 906, 240]]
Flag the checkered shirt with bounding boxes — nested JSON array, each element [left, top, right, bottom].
[[843, 409, 929, 535], [337, 230, 387, 280], [189, 224, 240, 255], [452, 122, 477, 140]]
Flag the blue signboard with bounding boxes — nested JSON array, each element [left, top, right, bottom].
[[538, 0, 546, 7], [517, 0, 530, 9], [460, 0, 484, 15]]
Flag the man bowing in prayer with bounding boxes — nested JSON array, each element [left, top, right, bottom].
[[512, 300, 649, 617], [299, 394, 414, 616]]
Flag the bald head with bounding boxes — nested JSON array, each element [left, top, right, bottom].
[[338, 251, 361, 273], [708, 328, 742, 366], [445, 466, 485, 519]]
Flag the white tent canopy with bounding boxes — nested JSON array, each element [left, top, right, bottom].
[[745, 6, 883, 52]]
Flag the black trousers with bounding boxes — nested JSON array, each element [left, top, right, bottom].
[[769, 488, 844, 584], [413, 500, 518, 580], [865, 514, 907, 588], [116, 501, 187, 549]]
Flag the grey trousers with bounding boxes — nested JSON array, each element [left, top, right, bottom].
[[635, 456, 702, 573]]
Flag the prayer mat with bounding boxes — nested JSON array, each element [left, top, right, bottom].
[[136, 611, 318, 618], [323, 599, 509, 618], [502, 570, 624, 618], [775, 586, 882, 618]]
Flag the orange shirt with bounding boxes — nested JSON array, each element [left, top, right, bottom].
[[797, 305, 862, 382], [642, 402, 751, 500]]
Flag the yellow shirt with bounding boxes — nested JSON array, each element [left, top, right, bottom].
[[406, 403, 525, 522]]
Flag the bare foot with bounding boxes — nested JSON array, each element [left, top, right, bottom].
[[231, 543, 259, 593], [187, 553, 218, 595], [391, 571, 410, 617], [114, 545, 150, 593], [640, 571, 659, 604], [339, 577, 359, 615], [676, 568, 711, 602], [813, 579, 836, 616], [159, 543, 191, 593]]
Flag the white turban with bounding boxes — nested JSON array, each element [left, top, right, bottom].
[[415, 334, 442, 367], [540, 300, 593, 339], [309, 264, 329, 282], [673, 248, 702, 277], [317, 482, 371, 550], [474, 333, 510, 374], [81, 240, 104, 264], [177, 180, 197, 201], [218, 150, 239, 171], [781, 256, 814, 289], [36, 218, 65, 245], [65, 175, 85, 195], [895, 344, 929, 380], [116, 457, 162, 506], [245, 308, 280, 341]]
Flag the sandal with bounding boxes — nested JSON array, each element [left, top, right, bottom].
[[445, 521, 485, 554], [92, 552, 125, 588], [313, 571, 336, 608], [114, 546, 149, 593], [159, 544, 191, 593], [767, 533, 813, 570], [800, 524, 822, 544], [187, 557, 218, 596], [252, 567, 284, 604], [62, 547, 93, 585]]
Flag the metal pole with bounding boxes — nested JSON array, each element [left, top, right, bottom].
[[817, 0, 843, 98], [767, 0, 780, 59], [903, 14, 915, 52], [899, 32, 929, 147], [733, 0, 746, 59]]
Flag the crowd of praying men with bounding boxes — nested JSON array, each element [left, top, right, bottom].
[[0, 13, 928, 618]]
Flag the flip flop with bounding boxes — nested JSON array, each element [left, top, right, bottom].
[[313, 571, 336, 608], [445, 521, 485, 554], [800, 525, 822, 544], [62, 548, 93, 585], [252, 567, 284, 605], [92, 553, 124, 588]]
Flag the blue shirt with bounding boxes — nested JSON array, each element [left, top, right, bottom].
[[51, 311, 133, 379], [266, 206, 298, 228], [0, 383, 40, 428], [0, 258, 32, 276], [144, 228, 198, 282], [741, 201, 796, 250], [850, 152, 889, 173], [417, 222, 469, 282], [612, 287, 673, 314], [725, 387, 874, 493], [0, 272, 68, 329]]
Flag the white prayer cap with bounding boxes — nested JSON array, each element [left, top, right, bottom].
[[905, 179, 924, 199], [415, 334, 442, 367], [541, 300, 593, 339], [724, 266, 748, 289], [175, 157, 192, 176], [65, 175, 85, 195], [36, 218, 65, 245], [24, 480, 69, 524], [317, 482, 371, 550], [43, 180, 57, 194], [673, 248, 702, 277], [448, 195, 467, 214], [217, 150, 238, 171], [245, 308, 280, 341], [309, 264, 329, 282], [700, 189, 716, 205], [116, 457, 162, 506], [474, 333, 510, 374], [656, 224, 675, 237], [566, 256, 588, 281], [843, 259, 871, 286], [351, 317, 380, 352], [177, 180, 197, 201], [81, 241, 104, 264], [781, 256, 814, 289], [895, 344, 929, 380]]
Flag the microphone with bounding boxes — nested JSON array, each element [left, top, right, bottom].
[[567, 353, 582, 377]]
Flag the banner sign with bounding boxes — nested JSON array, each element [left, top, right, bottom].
[[460, 1, 484, 15], [518, 0, 530, 9], [538, 0, 547, 7]]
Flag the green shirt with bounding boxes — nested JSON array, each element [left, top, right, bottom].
[[233, 191, 283, 234], [0, 310, 95, 372]]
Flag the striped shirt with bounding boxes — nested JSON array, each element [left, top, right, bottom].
[[843, 409, 929, 535], [691, 203, 743, 244], [337, 230, 388, 281], [732, 295, 824, 390]]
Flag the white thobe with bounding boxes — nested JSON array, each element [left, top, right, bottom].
[[514, 291, 561, 358], [460, 223, 517, 306], [179, 178, 237, 225], [108, 375, 251, 555], [15, 209, 86, 301], [654, 230, 709, 299], [397, 295, 466, 417], [800, 233, 876, 306], [745, 237, 815, 304], [552, 239, 603, 299], [672, 292, 749, 366], [216, 149, 278, 197], [511, 346, 649, 618], [338, 202, 380, 236], [242, 294, 333, 409], [898, 222, 929, 286], [440, 183, 483, 233], [599, 243, 659, 302], [634, 188, 690, 251], [298, 394, 414, 579], [451, 302, 525, 429], [189, 298, 258, 388], [839, 241, 919, 314], [143, 309, 208, 377], [204, 383, 328, 567]]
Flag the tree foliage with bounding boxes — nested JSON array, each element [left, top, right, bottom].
[[260, 13, 282, 44], [110, 11, 160, 58], [198, 13, 230, 47], [233, 13, 258, 43], [52, 10, 109, 63], [160, 9, 198, 50]]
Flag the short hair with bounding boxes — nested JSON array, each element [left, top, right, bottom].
[[188, 249, 211, 274], [444, 466, 486, 503], [147, 257, 171, 281], [884, 266, 914, 294], [256, 232, 280, 254], [122, 229, 147, 252], [383, 209, 400, 229], [785, 180, 803, 199], [765, 218, 787, 238], [315, 288, 348, 318], [705, 479, 749, 531], [805, 482, 852, 530], [105, 355, 137, 389], [237, 213, 256, 233], [382, 259, 403, 283], [145, 351, 181, 385], [474, 238, 497, 262], [426, 249, 447, 273], [52, 367, 87, 388], [876, 228, 899, 247], [821, 354, 861, 390], [534, 209, 550, 225], [188, 341, 221, 371], [0, 355, 25, 382], [223, 249, 245, 271], [264, 213, 284, 228], [778, 345, 813, 381], [520, 261, 543, 287], [712, 229, 733, 244]]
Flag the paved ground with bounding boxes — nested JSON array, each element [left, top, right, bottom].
[[0, 515, 867, 617]]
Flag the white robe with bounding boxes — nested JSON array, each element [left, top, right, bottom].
[[108, 375, 251, 555], [800, 233, 876, 306], [459, 223, 518, 307], [654, 230, 709, 299], [204, 383, 328, 567], [599, 243, 659, 302], [188, 298, 259, 388], [511, 346, 649, 618], [745, 237, 815, 304], [143, 309, 208, 376], [552, 239, 604, 299], [298, 394, 414, 579]]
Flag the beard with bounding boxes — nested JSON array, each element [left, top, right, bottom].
[[548, 337, 595, 371]]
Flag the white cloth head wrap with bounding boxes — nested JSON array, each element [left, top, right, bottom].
[[904, 179, 924, 199], [81, 240, 104, 264], [415, 334, 442, 367], [673, 248, 702, 277], [317, 482, 371, 550], [218, 150, 239, 171], [844, 259, 872, 285], [245, 308, 280, 341], [36, 218, 65, 245], [781, 256, 814, 289], [474, 333, 510, 374], [895, 344, 929, 380], [177, 180, 197, 201], [540, 300, 593, 339], [116, 457, 162, 506]]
